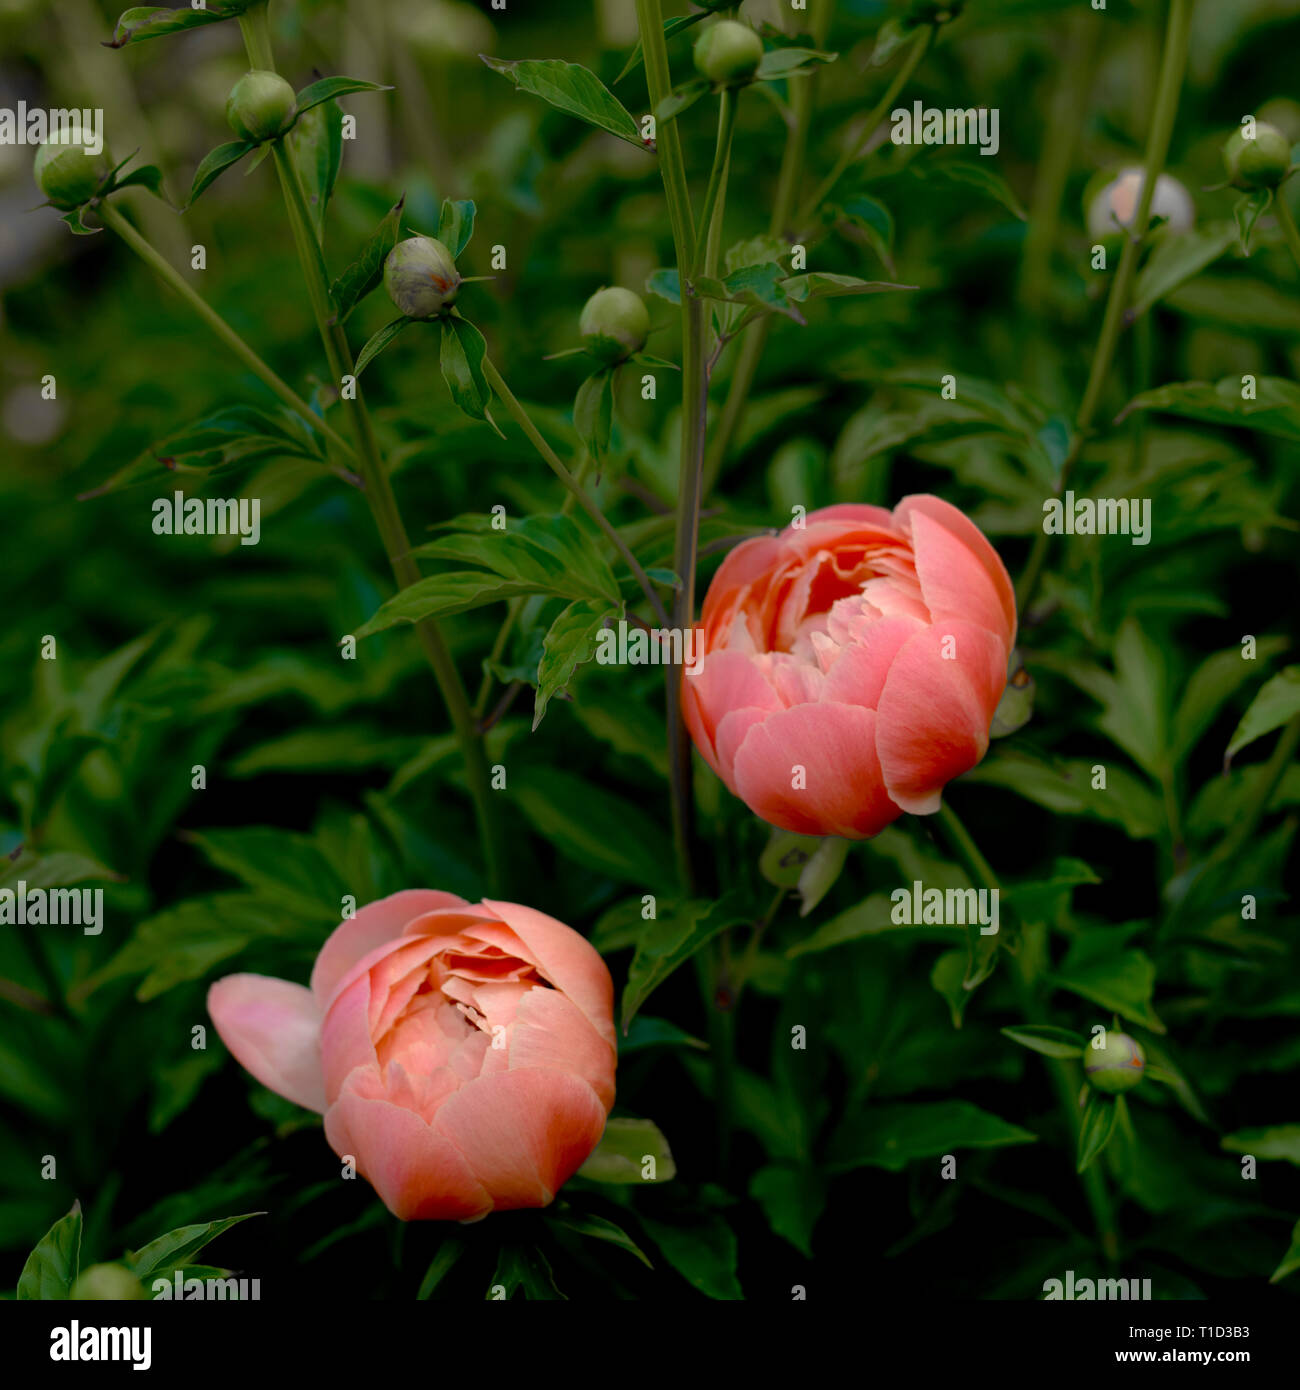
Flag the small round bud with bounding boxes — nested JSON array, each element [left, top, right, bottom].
[[579, 286, 649, 364], [1084, 1031, 1145, 1094], [1086, 167, 1194, 239], [383, 235, 461, 319], [69, 1263, 148, 1301], [226, 70, 297, 144], [33, 139, 108, 210], [1223, 122, 1292, 190], [693, 20, 764, 87]]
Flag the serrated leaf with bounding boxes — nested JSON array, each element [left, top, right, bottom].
[[440, 316, 492, 422], [330, 196, 405, 323], [481, 56, 643, 147], [437, 198, 476, 260], [187, 139, 255, 207], [533, 600, 612, 729], [17, 1203, 82, 1300]]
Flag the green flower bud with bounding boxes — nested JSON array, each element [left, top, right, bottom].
[[69, 1263, 148, 1301], [579, 286, 649, 364], [383, 235, 461, 319], [693, 20, 764, 87], [1084, 1031, 1145, 1094], [1223, 122, 1293, 190], [33, 139, 108, 210], [226, 70, 297, 144]]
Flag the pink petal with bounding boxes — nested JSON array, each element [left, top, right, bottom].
[[821, 615, 927, 710], [475, 901, 616, 1050], [433, 1069, 608, 1211], [895, 495, 1017, 648], [507, 987, 617, 1111], [208, 974, 326, 1114], [875, 620, 1009, 813], [310, 890, 467, 1008], [730, 702, 903, 838], [324, 1080, 491, 1221], [682, 648, 782, 775]]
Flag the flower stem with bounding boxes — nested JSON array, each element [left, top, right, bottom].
[[1273, 191, 1300, 275], [934, 801, 1120, 1264], [638, 0, 704, 895], [98, 202, 356, 473], [242, 16, 503, 894], [480, 357, 670, 627], [1016, 0, 1191, 615], [693, 88, 737, 282]]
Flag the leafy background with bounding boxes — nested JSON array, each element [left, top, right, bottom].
[[1, 0, 1299, 1299]]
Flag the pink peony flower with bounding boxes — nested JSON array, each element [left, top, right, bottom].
[[683, 494, 1017, 838], [208, 890, 617, 1221]]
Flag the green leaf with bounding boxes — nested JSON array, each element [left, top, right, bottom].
[[533, 600, 613, 729], [622, 895, 749, 1031], [17, 1203, 82, 1300], [546, 1208, 653, 1268], [1118, 375, 1300, 443], [182, 826, 342, 918], [654, 78, 711, 126], [781, 271, 915, 302], [1234, 189, 1272, 255], [440, 316, 492, 422], [480, 56, 644, 147], [759, 829, 824, 889], [1171, 640, 1287, 765], [694, 263, 804, 323], [1001, 1025, 1086, 1059], [869, 16, 912, 66], [573, 367, 615, 460], [416, 1237, 466, 1298], [638, 1210, 742, 1300], [356, 573, 551, 636], [1050, 933, 1165, 1032], [437, 198, 476, 260], [829, 1101, 1037, 1173], [1076, 1093, 1119, 1173], [1226, 666, 1300, 765], [1269, 1219, 1300, 1284], [914, 159, 1027, 220], [755, 47, 838, 80], [288, 100, 343, 243], [512, 765, 673, 887], [187, 139, 255, 207], [355, 316, 416, 377], [618, 1015, 707, 1054], [749, 1164, 825, 1258], [614, 13, 708, 84], [329, 195, 405, 323], [838, 193, 896, 273], [1131, 224, 1238, 318], [645, 268, 681, 305], [110, 163, 166, 198], [128, 1213, 261, 1281], [577, 1116, 676, 1183], [108, 2, 257, 48], [293, 76, 392, 119], [1221, 1126, 1300, 1167], [488, 1246, 566, 1300]]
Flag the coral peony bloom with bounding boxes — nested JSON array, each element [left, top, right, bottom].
[[208, 890, 616, 1221], [683, 495, 1017, 838]]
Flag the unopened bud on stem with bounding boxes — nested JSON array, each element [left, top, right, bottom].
[[33, 139, 108, 210], [1084, 1031, 1145, 1094], [384, 235, 462, 319], [1223, 122, 1292, 190], [226, 70, 297, 144], [579, 286, 649, 364], [693, 20, 763, 87]]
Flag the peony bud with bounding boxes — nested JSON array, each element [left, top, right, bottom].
[[1223, 122, 1292, 190], [69, 1263, 148, 1301], [1084, 1031, 1145, 1094], [693, 20, 764, 87], [383, 236, 462, 319], [1086, 167, 1194, 239], [33, 139, 108, 210], [226, 70, 297, 144], [579, 286, 649, 364]]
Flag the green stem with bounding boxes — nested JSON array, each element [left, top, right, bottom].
[[638, 0, 704, 896], [98, 203, 356, 471], [934, 802, 1120, 1264], [797, 24, 934, 229], [1273, 192, 1300, 274], [693, 89, 737, 282], [480, 357, 669, 628], [1017, 0, 1192, 615], [243, 17, 503, 894]]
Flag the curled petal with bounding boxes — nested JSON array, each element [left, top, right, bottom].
[[208, 974, 325, 1114]]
